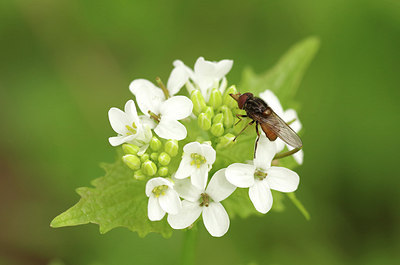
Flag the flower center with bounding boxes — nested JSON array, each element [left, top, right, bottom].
[[254, 169, 268, 180], [148, 110, 161, 123], [190, 153, 207, 168], [199, 193, 213, 207], [126, 122, 137, 135], [152, 185, 169, 198]]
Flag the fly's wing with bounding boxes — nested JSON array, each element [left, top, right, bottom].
[[259, 109, 303, 149]]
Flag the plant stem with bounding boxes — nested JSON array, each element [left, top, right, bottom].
[[181, 228, 198, 265]]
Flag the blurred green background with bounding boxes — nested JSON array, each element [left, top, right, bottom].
[[1, 0, 399, 264]]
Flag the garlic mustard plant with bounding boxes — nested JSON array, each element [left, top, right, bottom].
[[52, 38, 319, 258]]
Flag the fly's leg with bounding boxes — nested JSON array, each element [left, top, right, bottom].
[[233, 120, 254, 142], [273, 147, 302, 160], [254, 122, 260, 158], [235, 114, 248, 126]]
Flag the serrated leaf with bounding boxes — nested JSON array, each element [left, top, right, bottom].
[[50, 153, 173, 238], [240, 37, 320, 106]]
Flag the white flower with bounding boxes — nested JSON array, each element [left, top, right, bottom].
[[259, 89, 304, 164], [168, 169, 236, 237], [225, 136, 300, 214], [175, 142, 216, 190], [108, 100, 153, 151], [145, 177, 182, 221], [174, 57, 233, 101], [129, 77, 193, 141]]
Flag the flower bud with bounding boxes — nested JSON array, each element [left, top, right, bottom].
[[142, 160, 157, 176], [150, 137, 162, 151], [190, 89, 207, 115], [220, 105, 234, 128], [223, 85, 238, 109], [210, 123, 224, 137], [198, 113, 211, 131], [122, 144, 140, 155], [209, 88, 222, 109], [158, 152, 171, 166], [150, 152, 159, 161], [122, 154, 141, 170], [204, 106, 214, 119], [134, 170, 146, 180], [158, 167, 169, 177], [164, 140, 179, 157], [216, 133, 236, 149], [213, 113, 224, 124], [140, 153, 150, 162]]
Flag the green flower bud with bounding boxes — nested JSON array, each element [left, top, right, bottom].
[[209, 88, 222, 109], [122, 154, 141, 170], [204, 106, 214, 119], [134, 170, 146, 180], [198, 113, 211, 131], [158, 152, 171, 166], [190, 89, 207, 115], [210, 123, 224, 137], [223, 85, 238, 109], [164, 140, 179, 157], [122, 144, 140, 155], [158, 167, 169, 177], [140, 153, 150, 162], [150, 152, 159, 161], [150, 137, 162, 151], [213, 113, 224, 124], [220, 105, 234, 128], [216, 133, 236, 149], [141, 160, 157, 176]]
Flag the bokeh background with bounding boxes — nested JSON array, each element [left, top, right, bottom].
[[1, 0, 399, 264]]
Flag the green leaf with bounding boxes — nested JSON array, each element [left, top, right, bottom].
[[240, 37, 320, 106], [287, 192, 310, 220], [50, 152, 173, 238]]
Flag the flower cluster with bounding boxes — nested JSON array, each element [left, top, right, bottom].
[[108, 57, 304, 237]]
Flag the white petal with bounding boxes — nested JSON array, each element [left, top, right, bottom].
[[275, 139, 286, 153], [124, 100, 140, 125], [167, 66, 189, 96], [259, 90, 284, 116], [154, 119, 187, 140], [158, 189, 182, 215], [292, 148, 304, 165], [108, 135, 135, 146], [160, 96, 193, 120], [214, 59, 233, 80], [173, 60, 195, 79], [200, 144, 216, 165], [202, 202, 230, 237], [249, 180, 273, 214], [139, 115, 156, 130], [191, 165, 208, 190], [173, 178, 202, 202], [284, 109, 302, 132], [266, 167, 299, 193], [175, 155, 195, 180], [183, 142, 202, 154], [173, 177, 202, 202], [148, 196, 165, 221], [218, 77, 227, 95], [108, 107, 129, 134], [254, 136, 276, 169], [225, 163, 255, 188], [129, 79, 165, 115], [145, 177, 173, 197], [206, 169, 236, 202], [167, 200, 202, 229]]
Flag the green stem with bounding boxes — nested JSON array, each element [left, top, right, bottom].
[[181, 228, 198, 265], [273, 147, 302, 160]]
